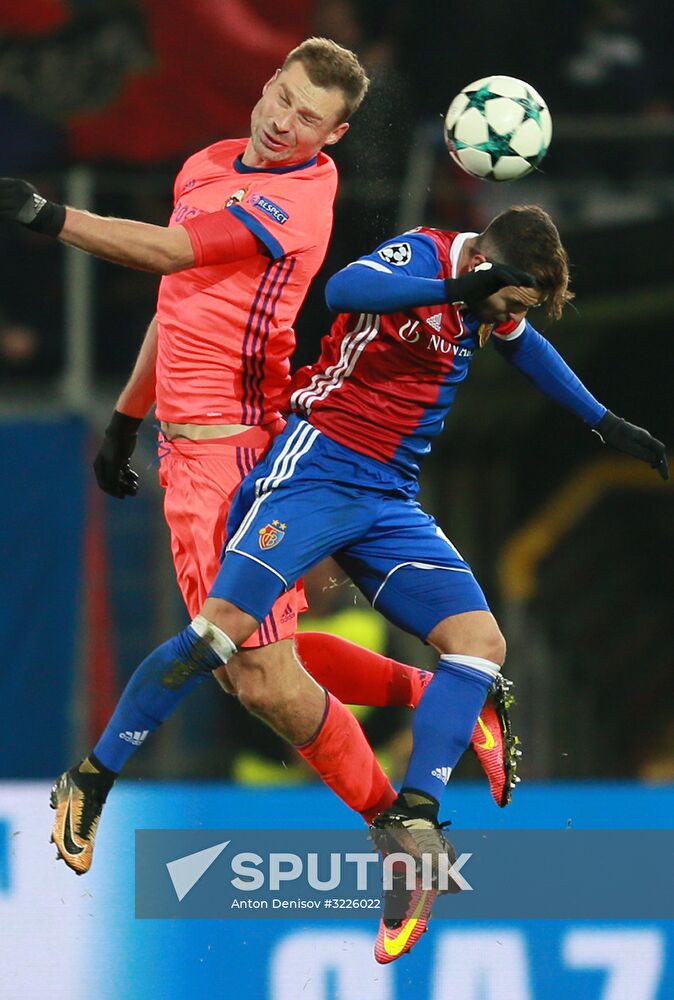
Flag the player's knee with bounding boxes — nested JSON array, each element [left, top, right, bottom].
[[432, 612, 506, 665], [465, 621, 506, 665], [226, 651, 268, 714], [454, 628, 506, 665], [236, 677, 275, 718], [213, 665, 236, 695], [483, 627, 507, 666]]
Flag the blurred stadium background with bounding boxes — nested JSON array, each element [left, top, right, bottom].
[[0, 1, 672, 997]]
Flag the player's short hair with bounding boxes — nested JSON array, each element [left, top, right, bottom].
[[476, 205, 573, 321], [283, 37, 370, 122]]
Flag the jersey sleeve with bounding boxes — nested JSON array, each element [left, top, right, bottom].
[[493, 320, 606, 425], [356, 232, 442, 279], [324, 232, 449, 314], [180, 209, 263, 266], [226, 170, 336, 261]]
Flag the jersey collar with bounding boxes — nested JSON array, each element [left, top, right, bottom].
[[449, 231, 478, 277], [234, 153, 318, 175]]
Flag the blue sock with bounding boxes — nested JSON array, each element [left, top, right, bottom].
[[401, 654, 498, 804], [93, 624, 226, 773]]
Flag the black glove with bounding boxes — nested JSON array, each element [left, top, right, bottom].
[[445, 262, 536, 309], [0, 177, 66, 237], [594, 410, 669, 481], [93, 410, 143, 499]]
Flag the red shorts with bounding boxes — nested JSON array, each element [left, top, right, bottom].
[[157, 421, 307, 647]]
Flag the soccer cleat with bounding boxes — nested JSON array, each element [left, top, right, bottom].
[[374, 879, 436, 964], [49, 765, 110, 875], [470, 675, 522, 808], [413, 670, 521, 807], [370, 810, 459, 963]]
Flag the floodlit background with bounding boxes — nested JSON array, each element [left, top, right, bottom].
[[0, 2, 672, 998]]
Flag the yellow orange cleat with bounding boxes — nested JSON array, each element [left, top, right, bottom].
[[49, 766, 108, 875], [374, 882, 436, 964]]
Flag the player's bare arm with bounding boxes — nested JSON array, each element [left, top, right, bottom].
[[93, 315, 159, 499], [59, 207, 195, 273], [0, 177, 196, 272], [116, 315, 159, 418]]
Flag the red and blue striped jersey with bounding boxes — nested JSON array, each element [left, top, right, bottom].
[[289, 228, 524, 476]]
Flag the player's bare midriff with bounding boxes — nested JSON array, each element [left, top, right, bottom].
[[160, 421, 251, 440]]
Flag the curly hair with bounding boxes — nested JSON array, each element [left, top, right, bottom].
[[475, 205, 573, 321]]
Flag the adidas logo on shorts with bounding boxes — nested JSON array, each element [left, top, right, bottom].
[[279, 604, 294, 624]]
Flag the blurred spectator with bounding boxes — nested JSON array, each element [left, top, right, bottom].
[[552, 0, 671, 177], [0, 0, 151, 171], [0, 1, 313, 171], [0, 310, 59, 377], [0, 220, 63, 377], [560, 0, 656, 113], [0, 320, 38, 367]]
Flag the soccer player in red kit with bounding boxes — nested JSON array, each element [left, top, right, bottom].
[[0, 39, 512, 877]]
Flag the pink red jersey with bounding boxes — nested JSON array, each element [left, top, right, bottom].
[[289, 228, 523, 476], [155, 138, 338, 425]]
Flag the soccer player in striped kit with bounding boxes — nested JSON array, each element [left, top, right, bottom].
[[209, 206, 667, 958]]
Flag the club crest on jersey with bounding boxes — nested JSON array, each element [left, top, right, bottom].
[[478, 323, 495, 347], [378, 242, 412, 266], [248, 193, 289, 224], [225, 186, 248, 208], [259, 520, 286, 550]]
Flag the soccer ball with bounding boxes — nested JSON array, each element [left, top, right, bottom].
[[444, 75, 552, 182]]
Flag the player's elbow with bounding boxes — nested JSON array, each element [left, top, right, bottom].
[[160, 257, 184, 275], [159, 249, 194, 275], [156, 228, 196, 274], [325, 270, 352, 312]]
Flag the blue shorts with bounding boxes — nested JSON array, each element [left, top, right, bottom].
[[209, 416, 489, 641]]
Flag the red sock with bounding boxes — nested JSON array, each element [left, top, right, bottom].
[[295, 693, 397, 824], [295, 632, 432, 709]]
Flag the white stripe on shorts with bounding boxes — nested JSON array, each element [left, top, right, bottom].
[[371, 560, 473, 610], [226, 420, 320, 552]]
